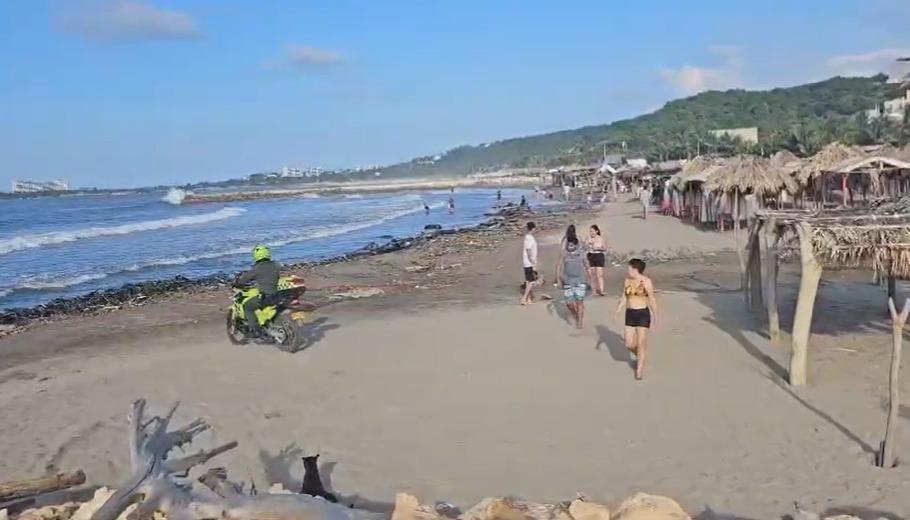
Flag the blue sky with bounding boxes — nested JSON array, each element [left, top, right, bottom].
[[1, 0, 908, 189]]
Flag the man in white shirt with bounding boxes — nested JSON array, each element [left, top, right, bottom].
[[521, 221, 539, 305]]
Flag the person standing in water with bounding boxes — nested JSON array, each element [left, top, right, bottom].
[[555, 226, 591, 329], [447, 196, 455, 214], [497, 190, 502, 201], [614, 258, 657, 380], [586, 225, 606, 296], [424, 203, 431, 215]]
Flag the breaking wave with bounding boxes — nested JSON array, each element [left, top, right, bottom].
[[1, 202, 441, 296], [0, 207, 246, 256]]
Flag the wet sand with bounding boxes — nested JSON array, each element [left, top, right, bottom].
[[1, 199, 908, 519]]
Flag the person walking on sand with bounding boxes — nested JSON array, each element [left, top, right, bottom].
[[613, 258, 657, 380], [639, 184, 651, 220], [520, 221, 539, 305], [555, 227, 591, 329], [586, 224, 606, 296]]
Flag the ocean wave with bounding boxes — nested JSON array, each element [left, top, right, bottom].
[[18, 273, 110, 290], [162, 188, 188, 205], [1, 202, 438, 297], [0, 207, 246, 256]]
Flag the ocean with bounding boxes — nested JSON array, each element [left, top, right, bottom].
[[0, 187, 534, 310]]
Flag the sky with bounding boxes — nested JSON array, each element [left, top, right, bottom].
[[1, 0, 908, 189]]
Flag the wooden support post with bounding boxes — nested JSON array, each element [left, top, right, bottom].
[[763, 218, 781, 343], [735, 190, 745, 291], [742, 218, 759, 307], [749, 225, 763, 310], [888, 275, 896, 302], [790, 222, 823, 386], [879, 297, 909, 468]]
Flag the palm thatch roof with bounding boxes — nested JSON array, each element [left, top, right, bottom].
[[769, 150, 801, 172], [884, 145, 910, 162], [704, 155, 798, 195], [668, 156, 725, 189], [760, 201, 910, 279], [796, 142, 866, 183]]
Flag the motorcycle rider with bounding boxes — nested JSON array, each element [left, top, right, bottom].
[[235, 245, 281, 341]]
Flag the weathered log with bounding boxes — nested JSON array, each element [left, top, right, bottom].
[[0, 470, 86, 503], [790, 222, 823, 386], [880, 297, 909, 468], [89, 399, 382, 520]]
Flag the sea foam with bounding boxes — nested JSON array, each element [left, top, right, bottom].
[[0, 207, 246, 256]]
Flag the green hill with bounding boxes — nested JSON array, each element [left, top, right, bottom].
[[378, 74, 904, 178]]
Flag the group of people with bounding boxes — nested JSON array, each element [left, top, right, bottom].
[[521, 221, 657, 380]]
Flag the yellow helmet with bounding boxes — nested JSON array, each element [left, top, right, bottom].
[[252, 245, 271, 262]]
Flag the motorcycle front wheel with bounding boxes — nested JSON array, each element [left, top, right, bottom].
[[225, 309, 250, 345]]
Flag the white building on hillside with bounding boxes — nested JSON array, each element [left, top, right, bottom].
[[866, 90, 910, 121], [11, 179, 70, 193]]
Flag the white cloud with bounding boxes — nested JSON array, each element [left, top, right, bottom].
[[826, 47, 909, 77], [58, 1, 201, 43], [265, 45, 347, 71], [658, 45, 744, 95]]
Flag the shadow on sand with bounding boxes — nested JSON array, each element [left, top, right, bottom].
[[297, 317, 341, 351], [689, 272, 879, 456], [257, 444, 394, 512], [594, 325, 635, 375]]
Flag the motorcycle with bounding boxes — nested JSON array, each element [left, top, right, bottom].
[[226, 275, 313, 352]]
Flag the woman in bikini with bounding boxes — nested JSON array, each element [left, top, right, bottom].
[[613, 258, 657, 380], [586, 225, 606, 296]]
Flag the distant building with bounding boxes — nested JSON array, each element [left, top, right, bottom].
[[866, 90, 910, 121], [626, 158, 649, 169], [11, 179, 69, 193], [280, 166, 303, 178], [709, 127, 759, 144]]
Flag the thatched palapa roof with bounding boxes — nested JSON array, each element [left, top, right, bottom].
[[796, 142, 866, 183], [668, 156, 725, 189], [704, 155, 798, 195]]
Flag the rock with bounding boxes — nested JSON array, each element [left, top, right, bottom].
[[405, 265, 431, 273], [392, 493, 443, 520], [822, 516, 861, 520], [568, 499, 610, 520], [16, 503, 82, 520], [613, 493, 690, 520], [424, 224, 443, 231], [462, 497, 572, 520]]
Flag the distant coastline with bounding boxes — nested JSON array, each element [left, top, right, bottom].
[[0, 175, 540, 202]]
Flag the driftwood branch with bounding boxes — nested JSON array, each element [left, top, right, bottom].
[[0, 470, 86, 503], [89, 399, 383, 520]]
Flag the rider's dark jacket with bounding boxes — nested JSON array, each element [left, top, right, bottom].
[[236, 259, 280, 295]]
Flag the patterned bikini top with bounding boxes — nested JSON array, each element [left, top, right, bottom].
[[624, 279, 649, 297]]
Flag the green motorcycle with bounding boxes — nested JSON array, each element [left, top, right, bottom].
[[226, 275, 312, 352]]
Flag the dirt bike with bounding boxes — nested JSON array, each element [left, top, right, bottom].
[[226, 275, 313, 352]]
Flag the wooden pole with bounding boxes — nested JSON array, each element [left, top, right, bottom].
[[749, 224, 763, 310], [790, 222, 823, 386], [742, 218, 759, 307], [880, 297, 909, 468], [764, 218, 781, 343], [734, 190, 745, 290]]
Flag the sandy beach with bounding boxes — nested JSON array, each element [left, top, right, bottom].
[[1, 200, 908, 519]]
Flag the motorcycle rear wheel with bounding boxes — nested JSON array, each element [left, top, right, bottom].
[[225, 309, 250, 345], [272, 313, 301, 353]]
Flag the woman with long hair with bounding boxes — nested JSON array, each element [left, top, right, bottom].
[[613, 258, 657, 380], [586, 225, 606, 296]]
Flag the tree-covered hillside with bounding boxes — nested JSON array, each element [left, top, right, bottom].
[[378, 75, 905, 178]]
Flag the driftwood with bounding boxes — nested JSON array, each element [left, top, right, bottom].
[[879, 297, 909, 468], [89, 399, 382, 520], [0, 470, 86, 504]]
